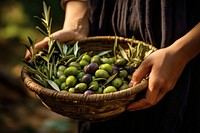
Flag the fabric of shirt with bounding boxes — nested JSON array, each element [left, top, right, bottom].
[[78, 0, 200, 133]]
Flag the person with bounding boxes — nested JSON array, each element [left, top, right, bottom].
[[25, 0, 200, 132]]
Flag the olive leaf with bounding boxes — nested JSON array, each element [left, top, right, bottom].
[[47, 80, 60, 91], [118, 45, 129, 61], [102, 73, 118, 87]]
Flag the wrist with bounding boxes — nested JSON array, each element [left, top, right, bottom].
[[63, 0, 89, 36]]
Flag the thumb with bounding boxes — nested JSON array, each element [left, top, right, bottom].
[[130, 60, 151, 86]]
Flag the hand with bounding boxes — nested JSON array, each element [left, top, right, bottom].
[[25, 29, 87, 60], [127, 46, 188, 111]]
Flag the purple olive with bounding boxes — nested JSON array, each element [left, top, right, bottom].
[[81, 74, 92, 84], [84, 62, 99, 75], [84, 90, 95, 95], [112, 65, 120, 74], [123, 65, 134, 74]]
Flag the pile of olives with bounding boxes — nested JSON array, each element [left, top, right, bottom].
[[53, 54, 135, 94]]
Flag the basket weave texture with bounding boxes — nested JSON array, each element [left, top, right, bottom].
[[21, 36, 157, 121]]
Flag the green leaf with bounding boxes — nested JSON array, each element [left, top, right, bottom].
[[73, 41, 79, 57], [47, 80, 60, 91], [98, 50, 112, 57], [63, 44, 68, 55], [40, 56, 49, 62], [36, 26, 48, 36], [113, 37, 118, 59], [22, 59, 35, 69], [118, 45, 129, 61], [27, 36, 34, 46], [56, 40, 64, 56], [102, 73, 118, 86], [58, 55, 75, 63]]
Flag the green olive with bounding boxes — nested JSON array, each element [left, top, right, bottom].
[[111, 78, 123, 88], [58, 65, 66, 72], [59, 74, 66, 83], [118, 69, 128, 78], [91, 55, 101, 65], [69, 62, 81, 70], [76, 71, 85, 80], [56, 71, 64, 78], [79, 60, 89, 68], [60, 82, 67, 90], [99, 63, 113, 74], [54, 79, 62, 87], [65, 75, 77, 87], [119, 82, 129, 90], [101, 57, 111, 64], [115, 58, 128, 67], [74, 83, 87, 93], [64, 66, 79, 76], [82, 54, 91, 62], [89, 80, 99, 91], [95, 69, 110, 79], [103, 86, 117, 94], [95, 87, 103, 94], [68, 88, 75, 93]]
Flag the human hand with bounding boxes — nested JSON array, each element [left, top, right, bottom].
[[127, 46, 188, 111], [25, 29, 87, 60]]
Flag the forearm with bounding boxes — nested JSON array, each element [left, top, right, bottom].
[[62, 0, 90, 36], [169, 22, 200, 64]]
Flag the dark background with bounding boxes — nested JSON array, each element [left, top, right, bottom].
[[0, 0, 78, 133]]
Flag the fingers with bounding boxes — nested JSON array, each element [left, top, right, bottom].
[[127, 71, 167, 111], [129, 59, 151, 87], [25, 37, 49, 60], [24, 30, 83, 61]]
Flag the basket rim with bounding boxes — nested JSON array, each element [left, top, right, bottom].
[[66, 36, 157, 51], [21, 36, 155, 102]]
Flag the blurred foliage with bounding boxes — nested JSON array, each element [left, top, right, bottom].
[[0, 0, 64, 44], [0, 0, 65, 69], [0, 1, 78, 133]]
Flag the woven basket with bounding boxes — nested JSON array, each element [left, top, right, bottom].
[[21, 36, 157, 121]]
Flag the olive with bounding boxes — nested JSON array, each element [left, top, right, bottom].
[[82, 54, 91, 62], [119, 82, 129, 90], [84, 90, 95, 95], [60, 82, 67, 90], [109, 57, 116, 64], [115, 58, 128, 67], [59, 74, 66, 83], [95, 87, 103, 94], [101, 57, 111, 64], [56, 71, 64, 78], [99, 63, 113, 74], [68, 87, 75, 93], [84, 62, 99, 75], [89, 80, 99, 91], [95, 69, 110, 79], [58, 65, 66, 72], [54, 79, 62, 87], [74, 83, 87, 93], [112, 65, 120, 74], [77, 71, 85, 80], [65, 75, 77, 87], [103, 86, 117, 94], [69, 62, 81, 70], [124, 65, 134, 74], [64, 66, 79, 76], [111, 78, 123, 88], [79, 60, 89, 68], [91, 55, 101, 65], [81, 74, 92, 84], [118, 69, 128, 78]]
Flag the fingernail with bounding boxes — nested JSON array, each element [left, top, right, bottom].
[[129, 81, 137, 87]]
